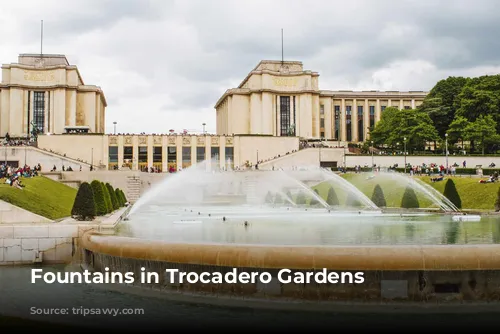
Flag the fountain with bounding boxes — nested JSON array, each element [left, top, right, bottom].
[[80, 163, 500, 311]]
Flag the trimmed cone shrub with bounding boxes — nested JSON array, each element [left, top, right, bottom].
[[296, 191, 307, 205], [326, 186, 339, 206], [106, 183, 119, 211], [401, 186, 419, 209], [443, 179, 462, 209], [120, 189, 128, 204], [115, 188, 124, 207], [371, 184, 387, 207], [310, 189, 320, 206], [71, 182, 96, 221], [265, 191, 274, 203], [345, 192, 362, 207], [91, 180, 108, 216], [495, 186, 500, 212], [101, 182, 113, 213], [274, 193, 283, 204]]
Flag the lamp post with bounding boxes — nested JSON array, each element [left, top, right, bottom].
[[202, 123, 206, 134], [370, 140, 374, 169], [319, 137, 322, 166], [445, 133, 449, 171], [113, 121, 117, 135], [404, 137, 407, 174], [91, 148, 94, 171], [256, 149, 259, 164]]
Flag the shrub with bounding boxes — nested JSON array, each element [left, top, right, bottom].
[[345, 192, 362, 207], [443, 179, 462, 209], [90, 180, 108, 216], [495, 186, 500, 212], [120, 189, 128, 204], [265, 191, 274, 203], [296, 191, 307, 205], [401, 186, 419, 209], [106, 183, 119, 211], [101, 182, 113, 213], [310, 189, 320, 206], [115, 188, 124, 207], [326, 187, 339, 206], [274, 193, 283, 204], [371, 184, 387, 207], [71, 182, 96, 221]]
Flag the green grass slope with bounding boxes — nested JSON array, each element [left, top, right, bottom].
[[0, 176, 77, 219], [312, 174, 497, 210]]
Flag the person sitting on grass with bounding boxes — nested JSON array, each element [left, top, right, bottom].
[[431, 175, 444, 182]]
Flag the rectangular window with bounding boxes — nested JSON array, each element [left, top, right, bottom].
[[138, 146, 148, 171], [123, 146, 133, 169], [196, 147, 205, 162], [369, 105, 375, 130], [357, 106, 364, 142], [320, 104, 324, 115], [320, 118, 325, 128], [381, 106, 386, 112], [280, 96, 291, 136], [211, 147, 220, 160], [225, 147, 234, 169], [182, 146, 191, 168], [33, 91, 45, 133], [346, 106, 352, 141], [404, 106, 411, 109], [108, 146, 118, 170], [167, 146, 177, 172], [320, 131, 325, 138], [334, 105, 340, 140], [153, 146, 162, 172]]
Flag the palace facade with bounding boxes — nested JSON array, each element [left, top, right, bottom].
[[0, 54, 107, 137], [1, 54, 429, 171], [215, 60, 427, 142]]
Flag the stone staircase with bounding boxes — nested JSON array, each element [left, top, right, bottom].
[[243, 175, 259, 204], [126, 175, 141, 203]]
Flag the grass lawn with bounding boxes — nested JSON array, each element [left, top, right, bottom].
[[0, 176, 77, 219], [309, 173, 498, 210]]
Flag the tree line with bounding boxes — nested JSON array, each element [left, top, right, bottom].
[[71, 180, 128, 221], [370, 74, 500, 155]]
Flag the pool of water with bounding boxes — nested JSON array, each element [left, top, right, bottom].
[[120, 205, 500, 245], [1, 265, 499, 330]]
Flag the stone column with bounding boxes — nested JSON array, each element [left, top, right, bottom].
[[411, 99, 415, 109], [364, 99, 369, 141], [376, 99, 381, 122]]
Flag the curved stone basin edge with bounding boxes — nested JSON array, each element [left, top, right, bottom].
[[81, 232, 500, 271]]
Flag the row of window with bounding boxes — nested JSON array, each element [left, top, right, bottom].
[[108, 146, 234, 170]]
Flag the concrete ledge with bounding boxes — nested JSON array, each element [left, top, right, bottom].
[[81, 232, 500, 270], [0, 200, 53, 224]]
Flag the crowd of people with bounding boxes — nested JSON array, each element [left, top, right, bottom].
[[0, 163, 41, 189]]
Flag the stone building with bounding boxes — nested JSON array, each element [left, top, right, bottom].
[[215, 60, 427, 142], [0, 54, 107, 137]]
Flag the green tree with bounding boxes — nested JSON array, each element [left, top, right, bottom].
[[401, 186, 419, 209], [106, 183, 119, 211], [71, 182, 96, 221], [296, 191, 307, 205], [456, 75, 500, 131], [495, 187, 500, 212], [265, 191, 274, 203], [274, 193, 283, 204], [371, 184, 387, 207], [101, 182, 112, 213], [90, 180, 108, 216], [446, 116, 470, 148], [120, 190, 128, 204], [345, 192, 362, 207], [418, 76, 468, 138], [115, 188, 124, 207], [326, 187, 339, 206], [443, 179, 462, 209], [370, 107, 439, 152], [464, 114, 498, 155], [309, 189, 320, 206]]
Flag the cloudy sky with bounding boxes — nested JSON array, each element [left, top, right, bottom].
[[1, 0, 499, 134]]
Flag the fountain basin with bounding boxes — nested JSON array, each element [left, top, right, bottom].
[[452, 215, 482, 222], [81, 231, 500, 309]]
